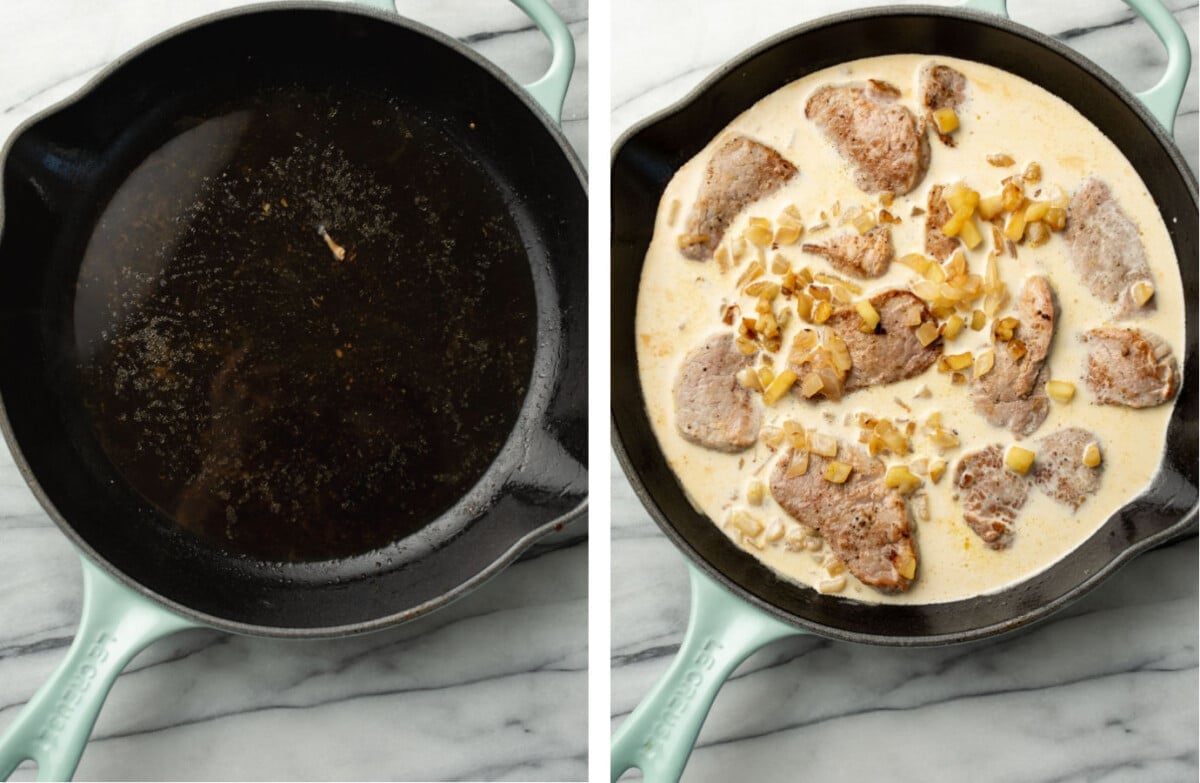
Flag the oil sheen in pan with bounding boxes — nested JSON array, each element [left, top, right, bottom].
[[72, 84, 537, 562]]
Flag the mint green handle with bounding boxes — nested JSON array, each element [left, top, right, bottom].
[[0, 556, 197, 781], [960, 0, 1191, 132], [610, 565, 801, 783], [348, 0, 575, 124]]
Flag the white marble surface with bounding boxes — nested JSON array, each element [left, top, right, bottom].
[[0, 1, 587, 781], [611, 1, 1198, 781]]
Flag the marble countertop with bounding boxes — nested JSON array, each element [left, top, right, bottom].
[[0, 1, 587, 781], [611, 1, 1197, 781]]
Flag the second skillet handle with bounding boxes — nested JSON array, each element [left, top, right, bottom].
[[353, 0, 575, 124], [610, 565, 801, 783], [959, 0, 1191, 132], [0, 556, 197, 781]]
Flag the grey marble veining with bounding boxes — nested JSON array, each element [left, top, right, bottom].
[[611, 1, 1198, 781], [0, 1, 587, 781]]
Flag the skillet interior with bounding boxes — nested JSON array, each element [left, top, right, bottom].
[[611, 7, 1197, 645], [0, 6, 588, 635]]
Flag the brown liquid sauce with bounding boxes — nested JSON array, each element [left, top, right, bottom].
[[73, 85, 536, 562]]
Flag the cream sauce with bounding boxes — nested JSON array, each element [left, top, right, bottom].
[[635, 55, 1184, 605]]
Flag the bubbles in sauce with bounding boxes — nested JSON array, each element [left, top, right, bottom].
[[74, 86, 536, 561]]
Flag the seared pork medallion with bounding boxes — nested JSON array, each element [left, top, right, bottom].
[[969, 275, 1056, 437], [1080, 327, 1180, 408], [679, 136, 798, 261], [801, 226, 894, 278], [635, 54, 1184, 604], [673, 334, 761, 452]]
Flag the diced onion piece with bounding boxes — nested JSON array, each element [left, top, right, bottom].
[[929, 459, 947, 484], [904, 305, 925, 327], [1023, 161, 1042, 183], [800, 371, 824, 399], [933, 107, 959, 135], [744, 280, 780, 299], [734, 336, 758, 355], [744, 221, 773, 246], [974, 349, 995, 377], [1004, 209, 1028, 242], [818, 575, 847, 594], [823, 461, 853, 484], [762, 425, 785, 448], [1024, 201, 1050, 223], [993, 316, 1020, 342], [729, 510, 763, 536], [783, 419, 807, 450], [915, 321, 940, 346], [736, 260, 765, 287], [944, 352, 974, 371], [987, 153, 1015, 167], [762, 369, 798, 405], [899, 253, 933, 274], [977, 194, 1005, 220], [1005, 445, 1035, 475], [896, 552, 917, 580], [736, 367, 763, 392], [1047, 380, 1075, 403], [924, 261, 948, 284], [828, 335, 853, 374], [856, 299, 881, 332], [1131, 280, 1156, 306], [1026, 221, 1050, 248], [810, 432, 838, 458], [852, 211, 877, 234], [942, 314, 965, 341], [1045, 207, 1067, 232], [813, 301, 834, 324], [945, 183, 980, 214], [795, 291, 814, 322], [941, 205, 974, 237], [884, 465, 922, 495], [1001, 181, 1024, 212], [970, 309, 987, 331], [1082, 442, 1102, 468], [775, 224, 802, 245], [1008, 339, 1027, 361], [958, 217, 983, 250], [786, 450, 811, 478], [677, 233, 709, 249], [757, 366, 775, 389], [746, 481, 766, 506]]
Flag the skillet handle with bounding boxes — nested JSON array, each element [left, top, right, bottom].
[[959, 0, 1191, 133], [0, 556, 197, 781], [347, 0, 575, 125], [610, 564, 800, 783], [509, 0, 576, 124]]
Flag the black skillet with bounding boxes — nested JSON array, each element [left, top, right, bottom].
[[0, 1, 586, 778], [610, 1, 1196, 780]]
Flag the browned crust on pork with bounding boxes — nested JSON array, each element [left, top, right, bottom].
[[770, 446, 916, 592], [953, 445, 1029, 550], [801, 226, 894, 279], [804, 81, 930, 196], [1080, 327, 1179, 408], [680, 137, 798, 261]]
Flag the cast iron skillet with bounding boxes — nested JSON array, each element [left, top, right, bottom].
[[0, 1, 586, 779], [610, 0, 1195, 780]]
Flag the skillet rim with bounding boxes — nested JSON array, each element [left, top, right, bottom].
[[0, 0, 589, 639], [610, 3, 1198, 647]]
